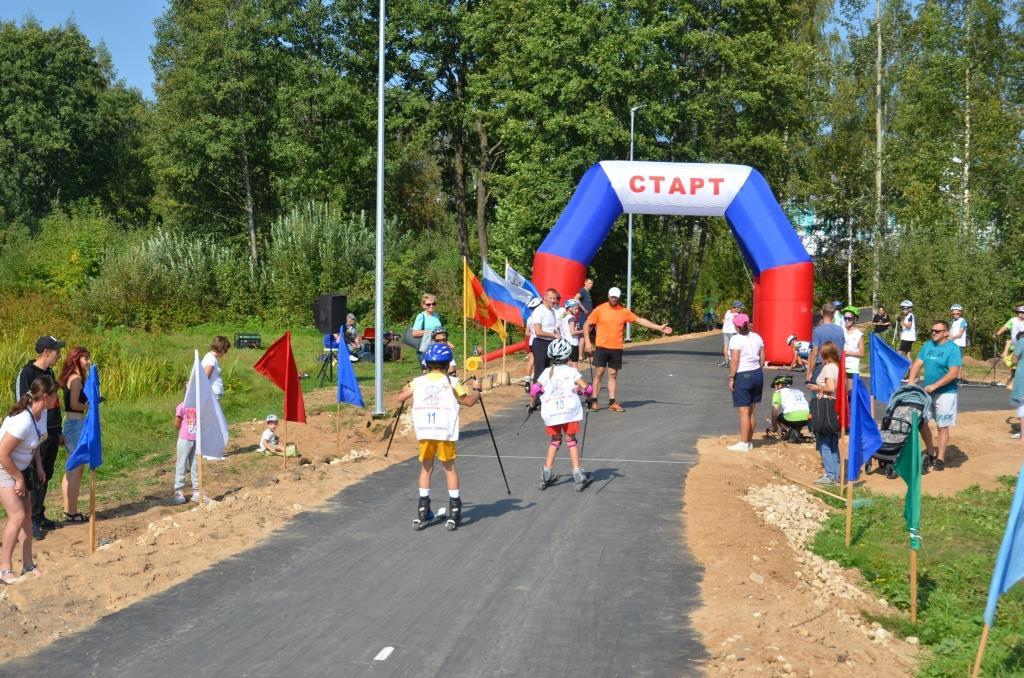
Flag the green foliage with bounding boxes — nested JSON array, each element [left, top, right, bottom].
[[0, 19, 152, 228], [813, 485, 1024, 675]]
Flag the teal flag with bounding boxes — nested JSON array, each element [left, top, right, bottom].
[[984, 463, 1024, 626], [894, 412, 922, 550]]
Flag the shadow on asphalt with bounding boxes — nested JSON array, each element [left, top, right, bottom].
[[590, 467, 622, 496], [626, 347, 721, 358], [464, 497, 536, 525], [619, 399, 692, 410]]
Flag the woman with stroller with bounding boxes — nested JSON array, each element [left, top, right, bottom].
[[808, 341, 841, 484]]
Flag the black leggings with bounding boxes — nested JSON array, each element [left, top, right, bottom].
[[532, 338, 552, 382], [30, 431, 60, 521]]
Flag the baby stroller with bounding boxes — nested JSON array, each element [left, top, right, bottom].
[[868, 385, 933, 478]]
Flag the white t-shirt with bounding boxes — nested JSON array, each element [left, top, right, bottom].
[[0, 409, 47, 470], [202, 352, 224, 396], [722, 310, 737, 334], [1006, 317, 1024, 342], [728, 332, 764, 373], [778, 388, 809, 415], [528, 304, 559, 339], [537, 364, 583, 426], [844, 328, 863, 373], [900, 313, 916, 342], [560, 312, 580, 346], [411, 374, 461, 442], [259, 428, 279, 452], [950, 317, 968, 348]]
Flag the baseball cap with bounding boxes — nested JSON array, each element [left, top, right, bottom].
[[266, 414, 279, 423], [733, 313, 750, 327], [1016, 305, 1024, 313], [565, 299, 579, 309], [608, 287, 622, 298], [35, 335, 65, 353]]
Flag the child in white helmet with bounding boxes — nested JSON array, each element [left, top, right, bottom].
[[530, 339, 593, 491]]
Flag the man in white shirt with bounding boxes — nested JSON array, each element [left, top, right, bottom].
[[898, 300, 916, 359], [529, 289, 561, 384]]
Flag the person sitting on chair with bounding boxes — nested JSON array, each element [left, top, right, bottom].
[[768, 375, 810, 442], [786, 334, 811, 370], [343, 314, 360, 362]]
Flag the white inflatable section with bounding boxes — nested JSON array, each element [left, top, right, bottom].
[[599, 161, 752, 217]]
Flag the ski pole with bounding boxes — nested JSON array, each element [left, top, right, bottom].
[[383, 400, 406, 458], [476, 394, 511, 496], [580, 356, 595, 459]]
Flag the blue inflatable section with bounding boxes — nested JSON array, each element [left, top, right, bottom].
[[723, 169, 811, 277], [538, 164, 623, 264]]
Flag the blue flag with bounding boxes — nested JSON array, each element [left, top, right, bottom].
[[984, 463, 1024, 626], [869, 333, 911, 403], [336, 331, 365, 408], [847, 375, 882, 481], [65, 365, 102, 471], [505, 263, 540, 298]]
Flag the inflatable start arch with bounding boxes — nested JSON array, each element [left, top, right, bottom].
[[531, 161, 813, 364]]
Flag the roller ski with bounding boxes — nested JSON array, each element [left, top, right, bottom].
[[538, 468, 559, 491], [413, 497, 447, 530], [444, 497, 462, 531], [573, 468, 593, 492]]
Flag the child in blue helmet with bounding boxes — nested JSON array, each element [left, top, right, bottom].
[[397, 341, 480, 530], [530, 339, 594, 491]]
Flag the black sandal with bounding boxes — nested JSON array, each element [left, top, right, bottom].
[[63, 512, 88, 523]]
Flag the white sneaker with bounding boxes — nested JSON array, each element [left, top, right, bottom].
[[173, 490, 187, 505], [190, 491, 209, 503], [726, 442, 751, 453], [349, 354, 359, 362], [1012, 432, 1021, 439]]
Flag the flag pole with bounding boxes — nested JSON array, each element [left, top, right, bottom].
[[195, 355, 205, 505], [501, 321, 507, 379], [88, 469, 96, 554], [463, 256, 468, 382], [910, 548, 918, 623], [971, 624, 990, 678], [483, 326, 488, 388], [844, 481, 854, 546]]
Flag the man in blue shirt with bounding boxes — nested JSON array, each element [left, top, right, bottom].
[[908, 319, 962, 471], [805, 303, 846, 386]]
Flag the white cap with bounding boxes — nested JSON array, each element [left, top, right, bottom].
[[266, 414, 279, 423], [608, 287, 622, 298]]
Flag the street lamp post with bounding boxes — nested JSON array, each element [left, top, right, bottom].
[[626, 104, 645, 342], [373, 0, 386, 416]]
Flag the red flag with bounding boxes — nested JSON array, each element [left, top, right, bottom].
[[464, 260, 507, 341], [835, 353, 849, 428], [253, 331, 307, 423]]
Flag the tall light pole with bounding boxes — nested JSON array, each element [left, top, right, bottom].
[[625, 104, 645, 342], [372, 0, 386, 416]]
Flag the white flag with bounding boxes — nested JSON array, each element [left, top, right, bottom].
[[184, 350, 229, 460]]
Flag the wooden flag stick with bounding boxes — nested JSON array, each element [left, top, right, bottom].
[[282, 419, 288, 470], [197, 447, 204, 504], [971, 623, 990, 678], [838, 429, 847, 495], [483, 326, 488, 387], [501, 324, 507, 378], [335, 402, 341, 457], [88, 469, 96, 554], [844, 481, 854, 546], [910, 548, 918, 623]]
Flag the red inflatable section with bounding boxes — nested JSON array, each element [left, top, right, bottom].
[[753, 261, 814, 365], [532, 251, 588, 304]]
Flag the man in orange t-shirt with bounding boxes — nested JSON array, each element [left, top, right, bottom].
[[581, 287, 673, 412]]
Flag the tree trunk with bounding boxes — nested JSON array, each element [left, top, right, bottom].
[[241, 141, 258, 261], [961, 0, 972, 235], [872, 0, 883, 309], [475, 118, 489, 265], [453, 129, 470, 260], [679, 219, 709, 331]]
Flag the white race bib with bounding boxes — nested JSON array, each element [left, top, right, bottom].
[[411, 375, 461, 441]]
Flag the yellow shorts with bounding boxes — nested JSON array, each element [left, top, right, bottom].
[[418, 440, 457, 463]]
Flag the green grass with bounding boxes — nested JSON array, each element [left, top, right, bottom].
[[812, 479, 1024, 676]]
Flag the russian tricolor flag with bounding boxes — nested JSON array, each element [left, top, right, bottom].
[[483, 262, 530, 326]]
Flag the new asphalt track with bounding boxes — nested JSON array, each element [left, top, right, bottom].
[[5, 334, 1005, 677]]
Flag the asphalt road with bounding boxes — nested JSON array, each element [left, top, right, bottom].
[[4, 334, 1004, 677]]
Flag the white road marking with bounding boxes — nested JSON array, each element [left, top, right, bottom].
[[456, 454, 689, 464], [374, 647, 394, 661]]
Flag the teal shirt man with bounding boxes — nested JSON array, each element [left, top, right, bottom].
[[918, 339, 962, 395]]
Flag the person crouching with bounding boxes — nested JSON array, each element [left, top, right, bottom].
[[530, 339, 593, 491], [397, 342, 480, 530], [768, 375, 810, 443]]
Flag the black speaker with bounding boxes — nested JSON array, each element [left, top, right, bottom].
[[313, 293, 347, 334]]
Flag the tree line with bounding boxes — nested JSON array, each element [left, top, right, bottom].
[[0, 1, 1020, 346]]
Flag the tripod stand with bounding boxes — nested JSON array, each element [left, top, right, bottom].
[[317, 349, 336, 387]]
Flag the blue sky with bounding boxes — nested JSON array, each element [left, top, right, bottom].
[[0, 1, 166, 99]]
